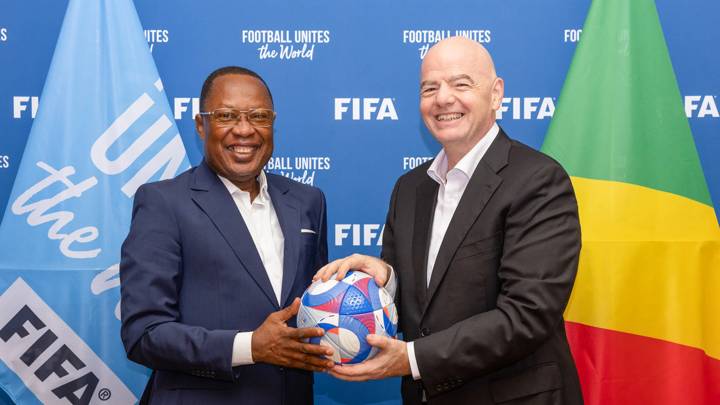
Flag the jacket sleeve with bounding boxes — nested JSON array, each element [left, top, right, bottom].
[[381, 179, 402, 324], [315, 189, 329, 270], [119, 184, 237, 381]]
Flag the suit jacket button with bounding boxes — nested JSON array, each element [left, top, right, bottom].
[[420, 328, 430, 337]]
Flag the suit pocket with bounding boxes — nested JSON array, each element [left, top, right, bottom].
[[490, 362, 562, 404], [301, 232, 318, 243], [455, 231, 502, 260]]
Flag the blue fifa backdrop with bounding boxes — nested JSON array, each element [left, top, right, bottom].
[[0, 0, 718, 404]]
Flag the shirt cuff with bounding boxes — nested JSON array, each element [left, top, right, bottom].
[[384, 264, 397, 299], [232, 331, 255, 366], [407, 341, 421, 380]]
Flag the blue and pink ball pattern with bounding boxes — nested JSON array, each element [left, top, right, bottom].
[[297, 271, 398, 364]]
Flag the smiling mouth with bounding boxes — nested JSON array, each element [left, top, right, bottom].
[[226, 145, 257, 154], [436, 113, 464, 121]]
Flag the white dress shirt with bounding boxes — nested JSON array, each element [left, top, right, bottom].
[[218, 171, 285, 367], [406, 123, 499, 380]]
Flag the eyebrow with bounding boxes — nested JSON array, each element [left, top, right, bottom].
[[448, 74, 475, 83], [420, 74, 476, 88]]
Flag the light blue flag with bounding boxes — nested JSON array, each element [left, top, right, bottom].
[[0, 0, 190, 403]]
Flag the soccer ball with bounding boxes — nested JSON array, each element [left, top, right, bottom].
[[297, 270, 398, 364]]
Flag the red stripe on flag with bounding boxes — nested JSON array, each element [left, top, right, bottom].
[[566, 321, 720, 404]]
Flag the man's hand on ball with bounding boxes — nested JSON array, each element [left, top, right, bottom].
[[329, 334, 410, 381], [251, 298, 335, 372], [314, 254, 391, 287]]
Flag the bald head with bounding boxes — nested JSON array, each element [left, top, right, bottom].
[[419, 36, 504, 168], [422, 36, 497, 80]]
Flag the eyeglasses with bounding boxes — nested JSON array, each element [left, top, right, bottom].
[[199, 108, 276, 128]]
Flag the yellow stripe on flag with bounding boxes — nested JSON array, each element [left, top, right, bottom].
[[565, 176, 720, 359]]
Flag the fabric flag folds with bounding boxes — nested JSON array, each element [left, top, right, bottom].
[[0, 0, 190, 403], [542, 0, 720, 403]]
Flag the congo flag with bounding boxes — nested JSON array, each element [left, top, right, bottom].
[[541, 0, 720, 403]]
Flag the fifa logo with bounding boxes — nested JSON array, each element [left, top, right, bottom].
[[0, 279, 136, 404], [334, 98, 399, 120], [496, 97, 556, 120], [174, 97, 200, 119], [13, 96, 39, 119], [685, 95, 718, 118], [335, 224, 384, 246]]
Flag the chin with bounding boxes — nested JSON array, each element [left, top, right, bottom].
[[434, 131, 466, 145]]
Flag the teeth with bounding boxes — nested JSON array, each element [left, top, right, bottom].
[[437, 113, 463, 121], [227, 145, 255, 153]]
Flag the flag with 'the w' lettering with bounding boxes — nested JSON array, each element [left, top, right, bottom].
[[0, 0, 189, 403]]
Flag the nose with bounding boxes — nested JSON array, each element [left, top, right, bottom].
[[230, 116, 255, 136], [434, 82, 455, 106]]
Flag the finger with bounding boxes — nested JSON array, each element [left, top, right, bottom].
[[289, 326, 326, 339], [297, 354, 336, 370], [373, 262, 390, 287], [276, 298, 300, 321], [328, 369, 367, 382], [313, 262, 332, 282], [330, 363, 371, 378], [285, 349, 336, 369], [336, 259, 355, 281], [374, 274, 386, 288], [312, 268, 323, 282], [292, 340, 334, 357], [291, 361, 332, 373], [366, 334, 389, 349], [316, 259, 341, 282]]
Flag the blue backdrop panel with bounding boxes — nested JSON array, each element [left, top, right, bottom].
[[0, 1, 718, 404]]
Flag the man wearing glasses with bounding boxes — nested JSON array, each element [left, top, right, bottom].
[[120, 66, 333, 404]]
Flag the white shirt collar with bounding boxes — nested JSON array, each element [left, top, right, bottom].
[[427, 122, 500, 184], [217, 170, 270, 204]]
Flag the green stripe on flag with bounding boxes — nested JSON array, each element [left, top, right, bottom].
[[541, 0, 712, 206]]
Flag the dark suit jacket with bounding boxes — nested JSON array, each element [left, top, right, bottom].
[[120, 161, 328, 405], [382, 130, 583, 405]]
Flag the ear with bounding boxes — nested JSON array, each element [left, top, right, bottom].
[[195, 113, 206, 142], [490, 77, 504, 111]]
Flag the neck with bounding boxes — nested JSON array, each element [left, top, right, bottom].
[[444, 139, 479, 170], [233, 178, 260, 202], [443, 122, 495, 169]]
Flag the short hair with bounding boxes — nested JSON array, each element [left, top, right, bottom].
[[199, 66, 274, 111]]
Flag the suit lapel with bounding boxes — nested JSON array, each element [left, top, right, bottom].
[[412, 177, 438, 310], [190, 162, 279, 309], [423, 131, 511, 315], [267, 175, 301, 308]]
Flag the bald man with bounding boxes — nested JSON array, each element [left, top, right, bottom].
[[316, 37, 583, 404]]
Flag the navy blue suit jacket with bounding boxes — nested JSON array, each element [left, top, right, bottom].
[[120, 161, 328, 404]]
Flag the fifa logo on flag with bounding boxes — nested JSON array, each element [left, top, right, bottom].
[[0, 0, 190, 402], [0, 279, 136, 404]]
